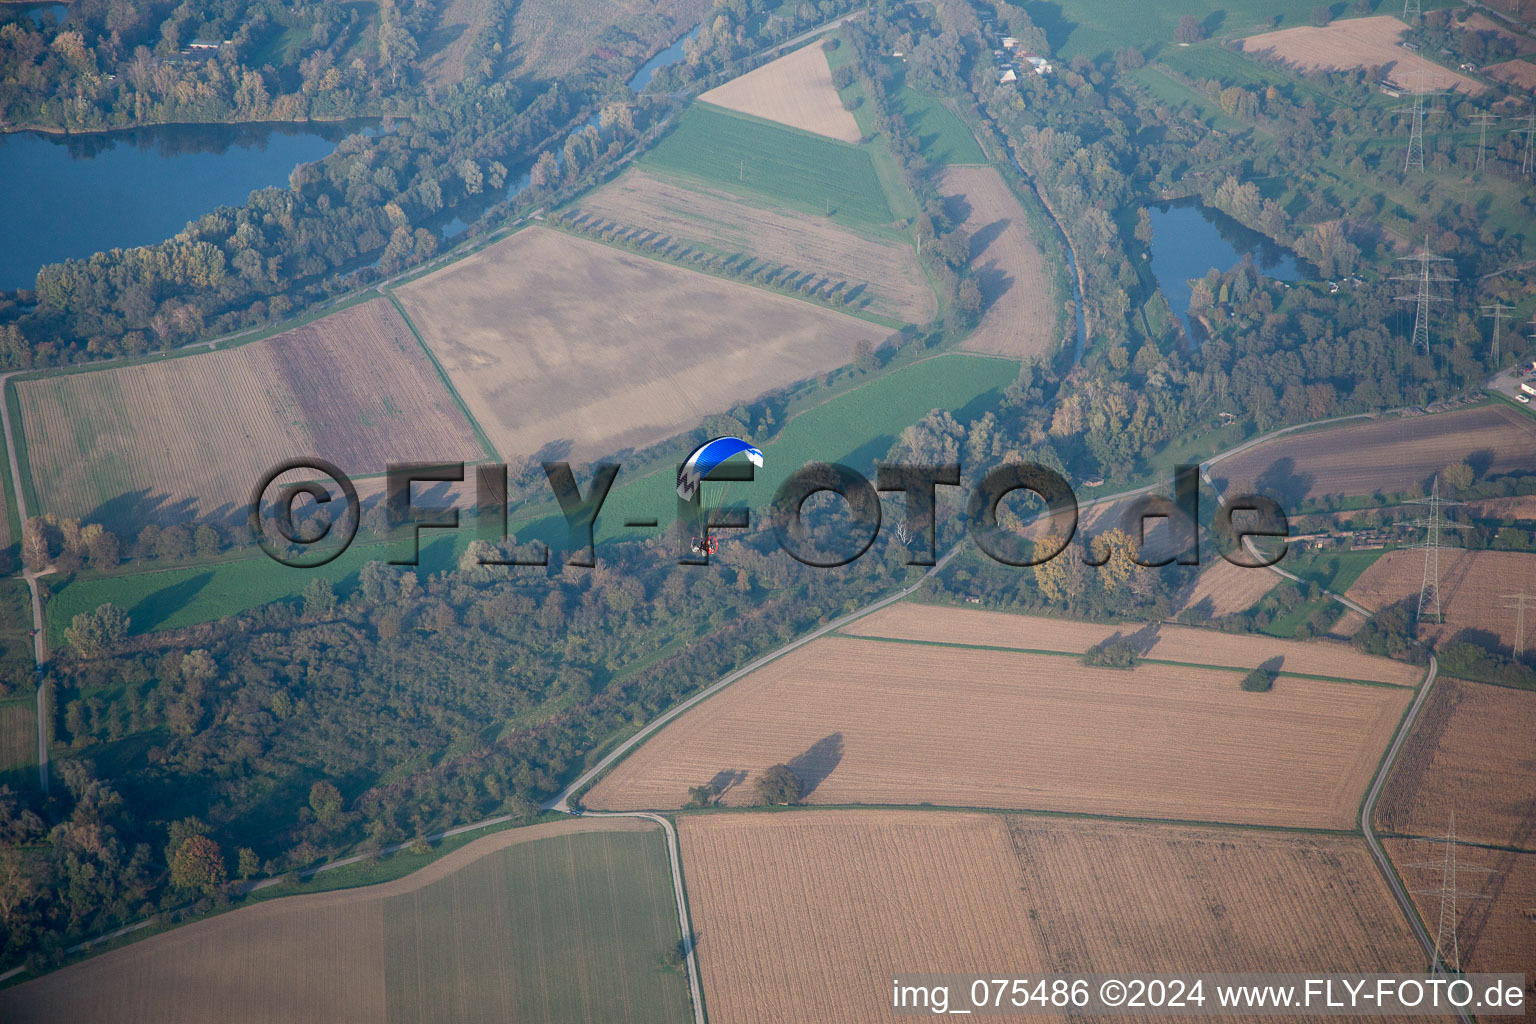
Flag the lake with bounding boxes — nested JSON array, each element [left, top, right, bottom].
[[0, 120, 366, 292], [1145, 198, 1311, 343]]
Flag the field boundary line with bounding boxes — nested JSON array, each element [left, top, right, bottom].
[[668, 800, 1368, 836], [379, 289, 501, 463], [832, 631, 1417, 688]]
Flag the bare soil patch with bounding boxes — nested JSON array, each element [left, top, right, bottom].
[[394, 227, 889, 465], [699, 42, 862, 143], [680, 810, 1430, 1024], [1212, 405, 1536, 504], [1239, 16, 1487, 94], [940, 165, 1060, 359], [585, 634, 1411, 828], [573, 168, 935, 323], [15, 299, 481, 535]]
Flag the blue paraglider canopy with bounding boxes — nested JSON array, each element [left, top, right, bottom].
[[677, 436, 763, 501]]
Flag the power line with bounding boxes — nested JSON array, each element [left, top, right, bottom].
[[1482, 302, 1514, 366], [1392, 71, 1442, 173], [1511, 112, 1536, 177], [1403, 0, 1421, 22], [1392, 236, 1456, 353], [1505, 593, 1534, 657], [1406, 476, 1466, 623], [1470, 111, 1498, 170], [1407, 813, 1493, 975]]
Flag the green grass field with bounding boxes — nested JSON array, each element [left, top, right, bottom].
[[643, 102, 895, 228], [0, 579, 33, 695], [1030, 0, 1390, 60], [0, 697, 36, 789], [1280, 547, 1387, 594], [46, 353, 1019, 637], [892, 83, 987, 166], [382, 826, 689, 1024]]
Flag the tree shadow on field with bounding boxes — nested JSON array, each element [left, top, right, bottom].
[[127, 571, 211, 633], [707, 769, 747, 801], [787, 733, 844, 797], [970, 217, 1010, 258], [1253, 457, 1315, 508], [1465, 449, 1495, 481]]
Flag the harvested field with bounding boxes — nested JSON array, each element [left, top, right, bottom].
[[1345, 549, 1536, 651], [585, 634, 1412, 828], [940, 165, 1059, 360], [699, 42, 861, 143], [1239, 16, 1487, 94], [1212, 405, 1536, 504], [1177, 557, 1279, 617], [573, 168, 935, 323], [0, 817, 687, 1024], [680, 811, 1430, 1024], [14, 299, 481, 536], [394, 227, 890, 465], [846, 603, 1421, 685], [1487, 57, 1536, 90], [1377, 678, 1536, 850], [509, 0, 711, 80], [1387, 839, 1536, 981]]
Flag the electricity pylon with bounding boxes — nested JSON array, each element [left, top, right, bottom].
[[1406, 477, 1466, 623], [1408, 813, 1493, 975], [1393, 237, 1455, 353], [1483, 302, 1514, 366], [1506, 593, 1534, 657], [1471, 111, 1498, 170]]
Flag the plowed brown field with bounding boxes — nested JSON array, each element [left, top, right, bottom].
[[1239, 16, 1487, 94], [15, 299, 482, 535], [698, 43, 862, 142], [1345, 549, 1536, 651], [573, 169, 936, 322], [1212, 405, 1536, 503], [941, 165, 1059, 359], [680, 811, 1430, 1024], [394, 227, 889, 465], [1486, 57, 1536, 91], [584, 634, 1411, 827], [1377, 678, 1536, 849]]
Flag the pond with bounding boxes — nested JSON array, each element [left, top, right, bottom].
[[3, 3, 66, 29], [0, 120, 367, 292], [1145, 198, 1311, 343]]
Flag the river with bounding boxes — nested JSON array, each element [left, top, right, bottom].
[[0, 120, 368, 292]]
